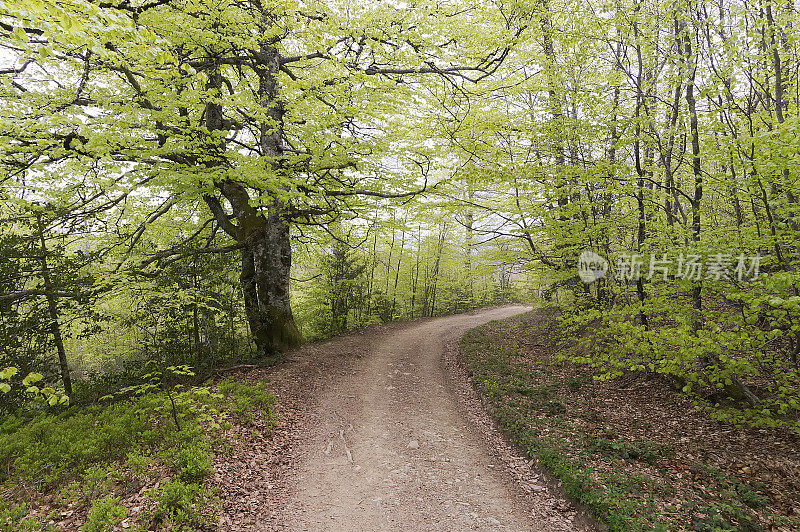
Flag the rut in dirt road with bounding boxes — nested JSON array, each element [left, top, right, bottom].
[[278, 306, 584, 531]]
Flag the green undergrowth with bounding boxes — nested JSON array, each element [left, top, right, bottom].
[[460, 312, 788, 531], [0, 377, 276, 531]]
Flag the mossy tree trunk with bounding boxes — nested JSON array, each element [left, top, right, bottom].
[[200, 36, 301, 359]]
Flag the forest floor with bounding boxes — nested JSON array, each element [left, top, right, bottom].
[[459, 308, 800, 531], [6, 305, 797, 530], [213, 305, 594, 531]]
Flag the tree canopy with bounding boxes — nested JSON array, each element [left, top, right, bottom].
[[1, 0, 799, 432]]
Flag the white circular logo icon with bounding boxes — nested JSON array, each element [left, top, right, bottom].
[[578, 251, 608, 283]]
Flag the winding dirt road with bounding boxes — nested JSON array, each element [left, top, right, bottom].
[[268, 306, 586, 531]]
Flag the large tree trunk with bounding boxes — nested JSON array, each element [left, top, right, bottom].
[[228, 234, 301, 360], [204, 167, 302, 360], [250, 209, 301, 357], [201, 31, 302, 359], [237, 214, 301, 358]]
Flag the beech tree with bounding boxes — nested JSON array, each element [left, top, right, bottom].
[[0, 0, 523, 358]]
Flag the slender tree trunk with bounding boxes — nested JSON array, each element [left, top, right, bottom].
[[35, 212, 72, 398], [765, 0, 798, 220], [663, 17, 683, 234], [633, 8, 649, 329], [410, 226, 421, 318], [428, 226, 446, 317], [191, 263, 201, 359], [464, 188, 475, 307], [539, 0, 569, 239], [385, 214, 395, 294], [200, 304, 218, 365], [391, 227, 405, 318], [681, 16, 703, 331], [367, 221, 378, 319]]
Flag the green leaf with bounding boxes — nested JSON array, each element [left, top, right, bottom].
[[12, 26, 29, 43], [22, 373, 43, 386], [0, 367, 19, 380]]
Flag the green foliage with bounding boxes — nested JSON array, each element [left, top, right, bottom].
[[584, 430, 672, 465], [170, 444, 214, 483], [123, 451, 152, 479], [0, 383, 223, 488], [0, 402, 149, 487], [83, 496, 127, 532], [292, 219, 525, 341], [105, 364, 195, 401], [0, 368, 70, 409], [82, 465, 121, 501], [558, 286, 800, 433], [0, 378, 281, 529], [0, 501, 29, 532], [146, 480, 213, 529], [693, 463, 769, 524], [4, 0, 800, 524], [460, 314, 795, 531], [217, 378, 276, 425], [461, 322, 665, 530], [320, 237, 368, 335], [0, 0, 526, 370]]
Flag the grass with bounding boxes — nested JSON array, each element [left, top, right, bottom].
[[459, 316, 784, 531], [0, 377, 277, 530]]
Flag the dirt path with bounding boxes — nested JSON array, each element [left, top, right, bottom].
[[214, 306, 588, 530], [270, 306, 585, 531]]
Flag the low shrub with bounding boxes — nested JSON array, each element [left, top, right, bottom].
[[83, 495, 127, 532]]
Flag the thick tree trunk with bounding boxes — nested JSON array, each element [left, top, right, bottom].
[[245, 210, 301, 358], [240, 246, 260, 353], [200, 31, 301, 359], [207, 181, 302, 358]]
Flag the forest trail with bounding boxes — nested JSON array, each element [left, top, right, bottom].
[[264, 306, 585, 531]]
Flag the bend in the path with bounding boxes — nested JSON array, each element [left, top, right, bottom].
[[280, 306, 582, 531]]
